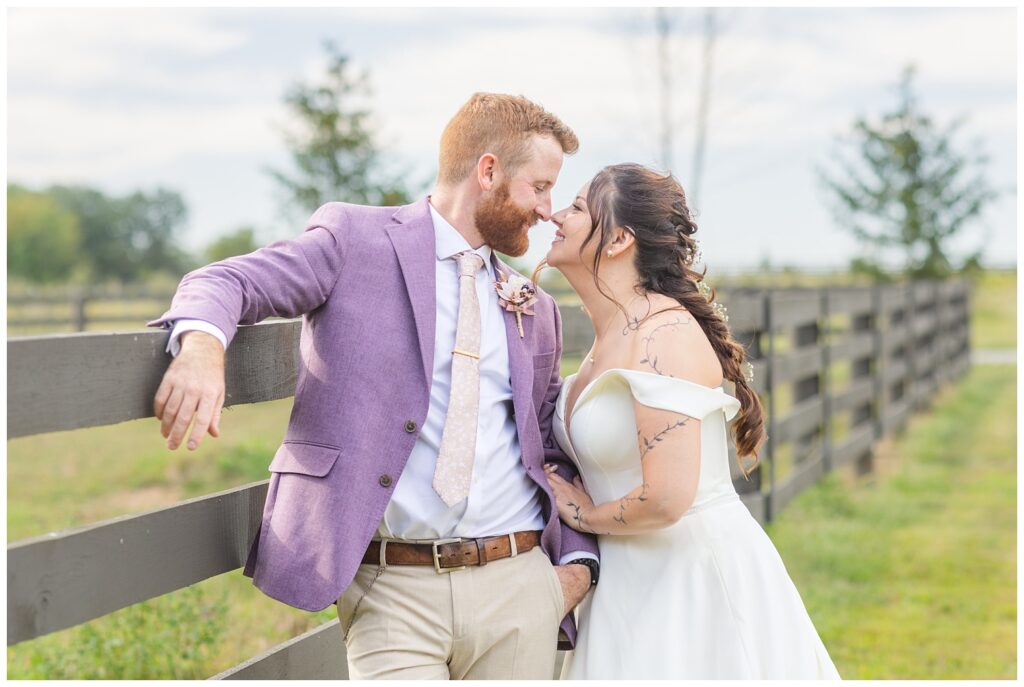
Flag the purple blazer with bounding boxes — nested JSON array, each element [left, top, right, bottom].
[[149, 198, 598, 646]]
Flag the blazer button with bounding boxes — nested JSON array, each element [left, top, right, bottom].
[[379, 474, 393, 488], [404, 420, 417, 433]]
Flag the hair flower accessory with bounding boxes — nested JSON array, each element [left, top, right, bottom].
[[495, 270, 538, 338], [742, 361, 755, 383]]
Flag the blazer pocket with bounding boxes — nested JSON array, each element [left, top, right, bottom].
[[533, 350, 557, 371], [268, 441, 342, 477], [532, 350, 558, 403]]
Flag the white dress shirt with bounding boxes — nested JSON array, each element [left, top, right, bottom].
[[167, 201, 594, 564]]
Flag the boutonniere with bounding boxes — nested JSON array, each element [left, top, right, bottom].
[[494, 269, 538, 338]]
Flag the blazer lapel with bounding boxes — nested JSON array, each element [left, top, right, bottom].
[[386, 199, 436, 389], [492, 254, 534, 437]]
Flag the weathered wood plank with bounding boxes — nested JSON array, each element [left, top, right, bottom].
[[7, 481, 268, 645], [912, 311, 938, 338], [741, 491, 767, 526], [775, 397, 824, 444], [8, 320, 301, 438], [718, 291, 765, 331], [827, 289, 874, 318], [832, 424, 876, 467], [882, 357, 910, 385], [772, 347, 823, 386], [883, 324, 911, 350], [213, 619, 348, 680], [913, 281, 938, 305], [879, 286, 909, 312], [772, 452, 825, 514], [830, 377, 875, 415], [769, 291, 820, 330], [882, 399, 913, 434], [829, 330, 875, 364]]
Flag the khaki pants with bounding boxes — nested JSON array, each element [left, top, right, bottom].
[[338, 545, 564, 679]]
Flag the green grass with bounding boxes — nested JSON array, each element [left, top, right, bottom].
[[767, 364, 1016, 679], [969, 269, 1016, 349]]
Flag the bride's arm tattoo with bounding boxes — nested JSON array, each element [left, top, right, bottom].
[[612, 482, 650, 525], [639, 418, 691, 461], [568, 499, 611, 535], [637, 317, 693, 376]]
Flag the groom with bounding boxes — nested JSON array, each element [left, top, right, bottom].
[[149, 93, 599, 679]]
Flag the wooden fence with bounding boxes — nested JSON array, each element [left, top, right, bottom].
[[6, 280, 971, 678], [7, 286, 174, 333]]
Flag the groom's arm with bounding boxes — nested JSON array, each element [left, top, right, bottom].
[[149, 202, 351, 450], [148, 202, 350, 343]]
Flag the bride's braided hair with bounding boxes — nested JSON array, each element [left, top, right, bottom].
[[586, 163, 766, 466]]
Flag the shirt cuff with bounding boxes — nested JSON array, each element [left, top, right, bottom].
[[559, 550, 599, 566], [166, 319, 228, 357]]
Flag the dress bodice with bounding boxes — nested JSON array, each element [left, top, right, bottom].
[[552, 369, 841, 680], [554, 368, 742, 509]]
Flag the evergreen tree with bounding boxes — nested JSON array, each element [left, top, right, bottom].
[[819, 66, 997, 280], [268, 41, 410, 220]]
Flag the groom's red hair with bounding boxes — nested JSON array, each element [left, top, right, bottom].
[[438, 93, 578, 185]]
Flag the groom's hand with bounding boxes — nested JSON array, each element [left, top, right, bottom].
[[154, 330, 226, 451], [553, 564, 592, 618]]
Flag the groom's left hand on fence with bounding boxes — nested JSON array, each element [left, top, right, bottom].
[[154, 330, 226, 451], [553, 563, 592, 618]]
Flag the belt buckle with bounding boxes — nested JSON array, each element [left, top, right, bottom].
[[432, 537, 465, 574]]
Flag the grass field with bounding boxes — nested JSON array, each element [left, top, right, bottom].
[[969, 269, 1017, 349], [768, 363, 1016, 679], [6, 269, 1017, 678]]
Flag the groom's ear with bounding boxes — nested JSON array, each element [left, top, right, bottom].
[[476, 153, 499, 191]]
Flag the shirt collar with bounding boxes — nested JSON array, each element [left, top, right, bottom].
[[428, 200, 493, 270]]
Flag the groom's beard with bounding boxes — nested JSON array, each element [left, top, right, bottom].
[[474, 181, 539, 257]]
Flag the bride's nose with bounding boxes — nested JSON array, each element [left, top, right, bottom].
[[550, 209, 567, 227]]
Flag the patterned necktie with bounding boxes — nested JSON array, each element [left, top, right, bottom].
[[433, 250, 486, 506]]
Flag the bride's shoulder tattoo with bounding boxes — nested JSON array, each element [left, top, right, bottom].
[[637, 315, 693, 376]]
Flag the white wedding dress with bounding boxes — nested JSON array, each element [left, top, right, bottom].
[[554, 368, 840, 680]]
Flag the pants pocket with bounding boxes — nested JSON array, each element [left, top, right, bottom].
[[543, 556, 566, 621]]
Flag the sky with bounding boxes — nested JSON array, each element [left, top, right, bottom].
[[6, 6, 1018, 274]]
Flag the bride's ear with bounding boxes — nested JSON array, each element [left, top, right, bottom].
[[609, 226, 636, 254]]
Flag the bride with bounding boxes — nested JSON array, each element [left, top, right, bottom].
[[540, 163, 840, 679]]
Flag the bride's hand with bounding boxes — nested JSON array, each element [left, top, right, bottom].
[[544, 464, 595, 532]]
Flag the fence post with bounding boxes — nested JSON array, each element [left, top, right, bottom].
[[763, 290, 775, 524], [821, 288, 832, 474], [871, 283, 884, 442], [71, 288, 87, 332]]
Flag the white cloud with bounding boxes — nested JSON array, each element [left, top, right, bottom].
[[9, 94, 282, 182], [8, 8, 248, 91], [6, 6, 1015, 269]]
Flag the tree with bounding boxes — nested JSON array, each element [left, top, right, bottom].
[[819, 66, 997, 280], [268, 41, 410, 221], [46, 185, 192, 282], [205, 226, 259, 263], [7, 185, 83, 283]]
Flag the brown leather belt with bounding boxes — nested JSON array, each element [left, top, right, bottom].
[[361, 531, 542, 573]]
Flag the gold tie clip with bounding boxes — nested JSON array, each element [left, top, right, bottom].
[[452, 348, 480, 360]]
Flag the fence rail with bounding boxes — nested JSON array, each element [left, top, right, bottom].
[[6, 280, 971, 678]]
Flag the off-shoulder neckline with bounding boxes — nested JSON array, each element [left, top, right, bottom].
[[561, 367, 728, 431]]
